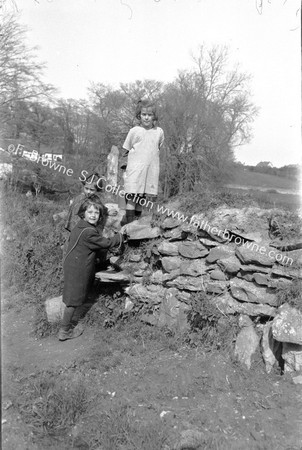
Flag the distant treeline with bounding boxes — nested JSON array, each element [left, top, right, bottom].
[[235, 162, 300, 180]]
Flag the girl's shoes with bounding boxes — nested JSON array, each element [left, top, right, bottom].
[[58, 326, 84, 341]]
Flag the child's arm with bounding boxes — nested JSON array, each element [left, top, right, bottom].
[[120, 128, 134, 170], [159, 128, 164, 149], [120, 147, 129, 171], [85, 228, 123, 251]]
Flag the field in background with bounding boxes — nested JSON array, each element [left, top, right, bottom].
[[224, 168, 301, 211]]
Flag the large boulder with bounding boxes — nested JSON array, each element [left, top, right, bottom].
[[234, 315, 260, 369], [271, 303, 302, 345]]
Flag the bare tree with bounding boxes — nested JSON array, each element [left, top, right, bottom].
[[0, 14, 54, 127]]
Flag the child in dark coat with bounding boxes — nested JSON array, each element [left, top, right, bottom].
[[64, 173, 112, 268], [59, 198, 125, 341], [65, 172, 105, 233]]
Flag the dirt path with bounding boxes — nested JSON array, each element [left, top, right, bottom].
[[2, 303, 302, 449], [1, 306, 95, 449]]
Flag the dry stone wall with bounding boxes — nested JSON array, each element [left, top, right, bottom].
[[115, 210, 302, 374], [47, 206, 302, 374]]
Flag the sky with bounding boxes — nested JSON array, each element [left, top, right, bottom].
[[7, 0, 302, 168]]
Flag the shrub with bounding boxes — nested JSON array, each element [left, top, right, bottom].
[[1, 188, 66, 302]]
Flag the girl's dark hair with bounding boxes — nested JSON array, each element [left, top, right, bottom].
[[135, 99, 158, 123], [77, 197, 108, 226]]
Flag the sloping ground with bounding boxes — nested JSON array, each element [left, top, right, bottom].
[[230, 169, 299, 192], [2, 299, 302, 450]]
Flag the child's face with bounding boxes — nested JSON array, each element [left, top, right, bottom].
[[83, 183, 97, 196], [140, 107, 154, 129], [84, 205, 100, 225]]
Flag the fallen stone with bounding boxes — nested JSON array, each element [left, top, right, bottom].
[[230, 279, 277, 306], [45, 295, 65, 323], [217, 255, 241, 274], [261, 321, 282, 373], [235, 245, 274, 267], [166, 276, 205, 291], [161, 256, 182, 273], [271, 303, 302, 345], [158, 241, 179, 256], [178, 241, 209, 259], [206, 246, 235, 264], [282, 342, 302, 372], [179, 259, 207, 277], [210, 269, 227, 281], [212, 293, 276, 317], [235, 317, 260, 369]]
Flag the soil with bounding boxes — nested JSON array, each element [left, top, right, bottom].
[[2, 298, 302, 450]]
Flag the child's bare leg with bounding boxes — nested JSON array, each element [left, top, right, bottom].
[[135, 197, 143, 219], [125, 197, 136, 224]]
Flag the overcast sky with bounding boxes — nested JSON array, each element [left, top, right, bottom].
[[10, 0, 301, 168]]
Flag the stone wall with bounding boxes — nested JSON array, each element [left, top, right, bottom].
[[47, 206, 302, 375], [110, 209, 302, 374]]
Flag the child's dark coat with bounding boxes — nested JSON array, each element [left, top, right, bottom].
[[63, 219, 121, 307]]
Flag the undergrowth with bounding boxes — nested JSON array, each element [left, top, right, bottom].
[[187, 291, 239, 351], [276, 279, 302, 311], [1, 187, 67, 302]]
